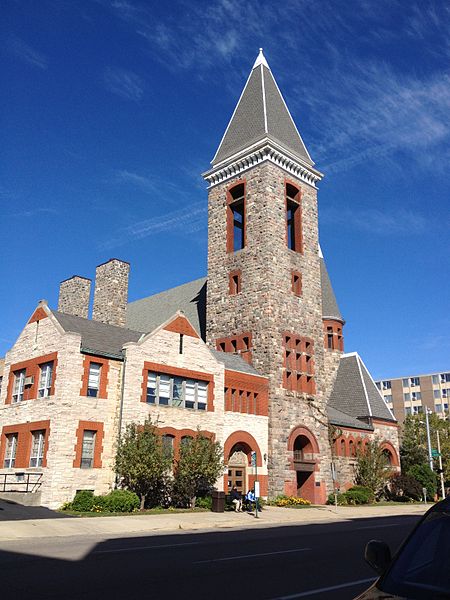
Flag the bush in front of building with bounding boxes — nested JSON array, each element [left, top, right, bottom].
[[407, 464, 437, 500], [384, 473, 423, 502], [71, 490, 96, 512], [194, 495, 213, 510], [104, 489, 140, 512], [343, 485, 375, 505]]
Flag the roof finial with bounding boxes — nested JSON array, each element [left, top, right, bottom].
[[252, 48, 269, 70]]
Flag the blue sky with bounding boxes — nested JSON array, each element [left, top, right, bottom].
[[1, 0, 449, 379]]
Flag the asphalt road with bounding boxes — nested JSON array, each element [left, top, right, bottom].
[[0, 514, 420, 600]]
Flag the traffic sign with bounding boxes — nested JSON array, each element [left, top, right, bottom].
[[431, 449, 440, 458], [251, 451, 257, 466]]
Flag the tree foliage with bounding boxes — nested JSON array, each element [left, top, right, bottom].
[[172, 433, 224, 508], [407, 464, 437, 499], [354, 439, 390, 496], [400, 414, 450, 487], [115, 419, 173, 509]]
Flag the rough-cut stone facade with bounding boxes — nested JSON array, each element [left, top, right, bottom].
[[206, 163, 337, 502], [57, 276, 91, 318], [92, 259, 130, 327]]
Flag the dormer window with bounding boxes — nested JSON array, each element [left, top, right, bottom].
[[227, 182, 245, 253]]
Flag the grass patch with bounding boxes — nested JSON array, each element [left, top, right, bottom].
[[57, 507, 209, 518]]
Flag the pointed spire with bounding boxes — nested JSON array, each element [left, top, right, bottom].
[[211, 50, 313, 167]]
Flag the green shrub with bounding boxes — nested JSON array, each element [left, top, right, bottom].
[[407, 464, 437, 499], [105, 489, 140, 512], [343, 486, 374, 505], [385, 474, 422, 501], [71, 490, 95, 512], [195, 496, 212, 510], [326, 493, 347, 506]]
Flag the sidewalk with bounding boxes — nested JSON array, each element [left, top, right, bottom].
[[0, 503, 428, 542]]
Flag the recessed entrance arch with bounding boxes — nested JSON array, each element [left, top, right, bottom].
[[287, 426, 321, 504]]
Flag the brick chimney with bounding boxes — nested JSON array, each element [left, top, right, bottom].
[[58, 276, 91, 318], [92, 259, 130, 327]]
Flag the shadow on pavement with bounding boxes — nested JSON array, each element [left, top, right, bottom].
[[0, 499, 74, 521]]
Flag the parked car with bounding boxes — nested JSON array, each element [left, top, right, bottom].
[[354, 496, 450, 599]]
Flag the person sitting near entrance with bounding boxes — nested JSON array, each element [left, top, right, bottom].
[[230, 485, 242, 512], [245, 488, 256, 511]]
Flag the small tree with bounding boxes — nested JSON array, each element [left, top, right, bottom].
[[407, 464, 437, 500], [172, 432, 224, 508], [115, 419, 173, 510], [354, 440, 390, 497]]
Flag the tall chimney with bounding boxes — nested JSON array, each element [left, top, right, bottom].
[[58, 276, 91, 318], [92, 259, 129, 327]]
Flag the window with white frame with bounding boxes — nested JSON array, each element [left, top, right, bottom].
[[434, 389, 441, 399], [12, 370, 26, 403], [80, 430, 96, 468], [432, 375, 439, 385], [443, 389, 449, 399], [375, 381, 381, 390], [384, 394, 392, 403], [402, 378, 409, 387], [435, 404, 442, 413], [29, 430, 45, 467], [87, 363, 101, 397], [410, 377, 420, 387], [4, 433, 18, 468], [411, 391, 422, 401], [146, 371, 208, 410], [382, 380, 391, 390], [38, 362, 53, 398], [440, 373, 450, 383]]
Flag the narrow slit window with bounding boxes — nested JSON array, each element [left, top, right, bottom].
[[227, 183, 245, 253], [87, 363, 101, 397], [80, 430, 96, 468], [286, 183, 302, 252], [30, 430, 45, 467], [4, 433, 18, 468], [38, 362, 53, 398], [12, 370, 26, 403]]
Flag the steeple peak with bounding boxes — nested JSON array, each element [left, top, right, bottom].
[[211, 51, 313, 167], [252, 48, 269, 70]]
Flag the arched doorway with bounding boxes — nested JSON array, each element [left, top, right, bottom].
[[288, 426, 320, 503], [227, 443, 249, 495]]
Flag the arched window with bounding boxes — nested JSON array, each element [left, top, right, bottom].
[[340, 438, 346, 456], [161, 434, 174, 457], [348, 439, 356, 457]]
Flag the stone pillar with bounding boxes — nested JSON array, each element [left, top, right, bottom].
[[92, 259, 129, 327], [57, 276, 91, 318]]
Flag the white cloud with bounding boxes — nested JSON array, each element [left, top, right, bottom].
[[7, 36, 48, 70], [321, 206, 428, 236], [103, 67, 144, 102]]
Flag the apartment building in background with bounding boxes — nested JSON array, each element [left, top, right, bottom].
[[376, 372, 450, 423]]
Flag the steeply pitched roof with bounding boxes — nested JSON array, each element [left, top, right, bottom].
[[212, 50, 313, 167], [52, 311, 143, 359], [329, 353, 396, 423], [320, 256, 343, 322], [126, 278, 207, 340]]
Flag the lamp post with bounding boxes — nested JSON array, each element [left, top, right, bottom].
[[425, 408, 434, 471], [436, 431, 446, 499]]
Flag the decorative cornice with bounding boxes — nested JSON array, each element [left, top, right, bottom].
[[203, 140, 323, 189]]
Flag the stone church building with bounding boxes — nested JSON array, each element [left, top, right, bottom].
[[0, 51, 399, 508]]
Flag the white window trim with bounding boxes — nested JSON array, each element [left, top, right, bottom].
[[38, 363, 53, 398], [87, 363, 101, 397], [29, 430, 45, 467], [12, 370, 25, 403], [146, 371, 208, 411], [80, 430, 96, 468], [4, 434, 18, 468]]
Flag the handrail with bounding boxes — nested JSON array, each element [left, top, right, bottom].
[[0, 472, 43, 493]]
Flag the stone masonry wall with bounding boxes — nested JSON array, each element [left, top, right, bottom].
[[0, 312, 121, 508], [57, 276, 91, 318], [92, 259, 129, 327], [206, 161, 338, 500]]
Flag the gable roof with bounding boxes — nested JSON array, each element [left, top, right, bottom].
[[52, 311, 143, 359], [126, 278, 206, 340], [329, 353, 396, 423], [212, 50, 313, 167], [210, 349, 263, 376]]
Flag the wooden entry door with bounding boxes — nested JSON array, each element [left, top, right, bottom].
[[228, 467, 246, 494]]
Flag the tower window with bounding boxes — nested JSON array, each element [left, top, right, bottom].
[[216, 332, 253, 364], [286, 183, 302, 253], [229, 270, 242, 295], [227, 182, 245, 253], [292, 271, 302, 296]]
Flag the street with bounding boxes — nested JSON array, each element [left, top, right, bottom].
[[0, 514, 420, 599]]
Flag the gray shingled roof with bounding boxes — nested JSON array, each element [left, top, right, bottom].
[[328, 406, 373, 431], [320, 258, 343, 322], [53, 311, 143, 359], [126, 278, 206, 339], [329, 354, 396, 423], [210, 349, 263, 377], [213, 57, 312, 166]]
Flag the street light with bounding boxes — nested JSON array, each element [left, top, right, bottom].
[[425, 408, 434, 472]]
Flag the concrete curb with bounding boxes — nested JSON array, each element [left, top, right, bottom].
[[0, 504, 428, 542]]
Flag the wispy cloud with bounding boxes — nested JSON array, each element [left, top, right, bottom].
[[103, 67, 144, 101], [10, 207, 58, 218], [6, 36, 48, 70], [114, 169, 156, 193], [321, 206, 428, 236], [101, 202, 206, 249]]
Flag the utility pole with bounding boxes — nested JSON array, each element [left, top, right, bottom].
[[425, 408, 433, 471], [437, 431, 446, 499]]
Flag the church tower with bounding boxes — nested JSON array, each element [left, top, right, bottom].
[[203, 51, 343, 502]]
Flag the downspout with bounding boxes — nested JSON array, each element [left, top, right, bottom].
[[115, 348, 127, 488]]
